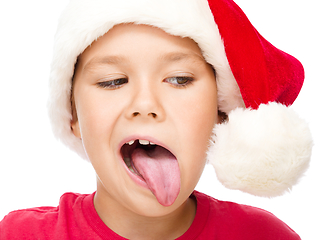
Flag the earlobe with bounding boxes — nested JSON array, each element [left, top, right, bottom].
[[71, 120, 81, 139]]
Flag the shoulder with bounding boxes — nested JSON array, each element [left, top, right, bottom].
[[0, 192, 89, 239], [194, 191, 301, 240]]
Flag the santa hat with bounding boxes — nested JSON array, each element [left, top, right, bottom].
[[48, 0, 312, 197]]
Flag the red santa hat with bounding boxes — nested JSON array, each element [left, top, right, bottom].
[[48, 0, 312, 197]]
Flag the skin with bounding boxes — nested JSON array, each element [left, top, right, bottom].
[[71, 24, 218, 239]]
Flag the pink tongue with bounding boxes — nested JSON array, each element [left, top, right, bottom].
[[131, 146, 180, 206]]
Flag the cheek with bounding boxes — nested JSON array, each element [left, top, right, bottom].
[[176, 84, 218, 149], [172, 85, 218, 189], [74, 89, 124, 157], [74, 90, 129, 189]]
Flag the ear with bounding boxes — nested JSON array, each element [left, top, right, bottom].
[[71, 119, 81, 139], [217, 110, 228, 124], [70, 90, 81, 139]]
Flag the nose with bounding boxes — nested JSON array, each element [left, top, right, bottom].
[[124, 83, 165, 122]]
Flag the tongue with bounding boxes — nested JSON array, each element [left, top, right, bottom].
[[131, 146, 180, 206]]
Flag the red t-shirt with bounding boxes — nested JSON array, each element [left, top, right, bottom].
[[0, 191, 300, 239]]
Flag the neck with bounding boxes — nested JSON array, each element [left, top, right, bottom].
[[94, 182, 196, 240]]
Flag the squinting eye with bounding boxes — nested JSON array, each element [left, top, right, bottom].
[[97, 78, 128, 89], [165, 76, 194, 87]]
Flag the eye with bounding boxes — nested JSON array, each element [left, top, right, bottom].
[[97, 78, 128, 89], [164, 76, 194, 87]]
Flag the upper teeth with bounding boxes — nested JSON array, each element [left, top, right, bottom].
[[139, 139, 150, 145], [127, 140, 135, 145], [126, 139, 156, 145]]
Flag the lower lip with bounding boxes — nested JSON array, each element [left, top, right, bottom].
[[120, 156, 149, 189]]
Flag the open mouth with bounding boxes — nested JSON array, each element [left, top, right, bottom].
[[120, 139, 181, 206]]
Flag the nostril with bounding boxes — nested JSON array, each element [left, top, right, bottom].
[[132, 112, 157, 118]]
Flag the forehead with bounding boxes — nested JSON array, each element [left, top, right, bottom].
[[78, 24, 208, 70]]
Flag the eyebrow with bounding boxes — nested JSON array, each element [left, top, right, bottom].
[[83, 55, 127, 71], [159, 52, 206, 64]]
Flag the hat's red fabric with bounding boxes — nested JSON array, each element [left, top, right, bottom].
[[208, 0, 304, 109]]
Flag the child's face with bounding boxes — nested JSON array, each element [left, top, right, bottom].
[[71, 24, 218, 216]]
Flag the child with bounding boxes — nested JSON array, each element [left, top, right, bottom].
[[0, 0, 312, 239]]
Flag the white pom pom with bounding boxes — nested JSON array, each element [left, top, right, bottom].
[[207, 102, 313, 197]]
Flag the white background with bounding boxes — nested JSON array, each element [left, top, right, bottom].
[[0, 1, 325, 239]]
